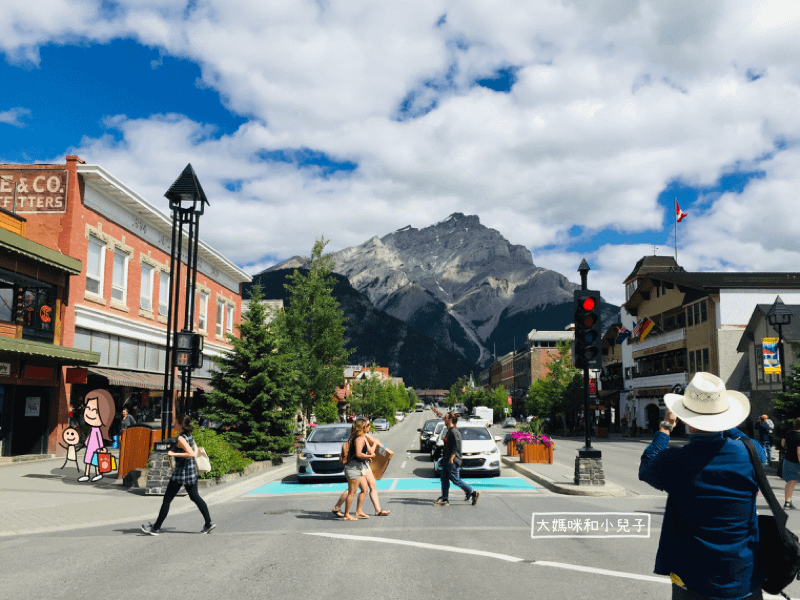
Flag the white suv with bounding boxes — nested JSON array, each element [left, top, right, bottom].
[[433, 425, 501, 477]]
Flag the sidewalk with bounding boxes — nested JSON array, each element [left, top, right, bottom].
[[498, 430, 689, 496], [0, 455, 295, 537]]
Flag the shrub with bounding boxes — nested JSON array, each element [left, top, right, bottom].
[[193, 426, 253, 480]]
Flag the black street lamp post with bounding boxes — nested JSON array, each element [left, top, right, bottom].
[[160, 164, 209, 439], [767, 295, 792, 393]]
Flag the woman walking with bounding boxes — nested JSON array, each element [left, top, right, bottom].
[[142, 416, 216, 535], [341, 418, 376, 521], [782, 417, 800, 509], [332, 421, 390, 518]]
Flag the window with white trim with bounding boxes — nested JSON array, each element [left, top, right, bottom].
[[216, 299, 224, 336], [198, 290, 208, 331], [140, 264, 154, 312], [86, 236, 106, 295], [158, 272, 170, 316], [111, 249, 129, 303], [226, 305, 234, 334]]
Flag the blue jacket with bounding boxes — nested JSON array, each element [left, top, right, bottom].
[[639, 429, 766, 599]]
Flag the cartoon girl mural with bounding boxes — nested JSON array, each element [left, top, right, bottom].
[[79, 389, 115, 482]]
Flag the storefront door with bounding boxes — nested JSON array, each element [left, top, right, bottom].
[[11, 387, 49, 455]]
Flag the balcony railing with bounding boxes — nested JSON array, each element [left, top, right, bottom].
[[629, 372, 689, 389], [633, 327, 686, 352]]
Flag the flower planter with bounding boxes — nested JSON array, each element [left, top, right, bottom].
[[519, 443, 553, 464], [506, 440, 518, 457]]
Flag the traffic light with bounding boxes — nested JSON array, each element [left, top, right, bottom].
[[174, 331, 203, 369], [573, 290, 603, 369]]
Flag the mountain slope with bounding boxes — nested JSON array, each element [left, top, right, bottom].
[[245, 269, 480, 388]]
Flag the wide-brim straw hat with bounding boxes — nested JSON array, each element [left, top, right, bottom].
[[664, 372, 750, 432]]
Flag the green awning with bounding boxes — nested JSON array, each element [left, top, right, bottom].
[[0, 227, 82, 274], [0, 337, 100, 365]]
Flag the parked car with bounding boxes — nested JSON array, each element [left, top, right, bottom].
[[373, 418, 390, 431], [296, 423, 351, 481], [433, 425, 502, 477], [418, 418, 443, 452], [394, 411, 405, 422], [502, 417, 517, 428], [428, 421, 447, 460]]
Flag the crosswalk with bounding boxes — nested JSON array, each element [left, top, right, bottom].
[[247, 476, 537, 495]]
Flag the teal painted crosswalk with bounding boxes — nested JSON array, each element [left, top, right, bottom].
[[247, 477, 536, 495]]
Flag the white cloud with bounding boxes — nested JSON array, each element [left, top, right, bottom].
[[0, 107, 31, 127], [6, 0, 800, 307]]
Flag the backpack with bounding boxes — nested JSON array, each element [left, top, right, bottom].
[[339, 441, 349, 464]]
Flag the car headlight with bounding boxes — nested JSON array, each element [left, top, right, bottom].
[[299, 449, 315, 459]]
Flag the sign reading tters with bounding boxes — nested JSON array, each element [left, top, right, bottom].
[[0, 169, 68, 214]]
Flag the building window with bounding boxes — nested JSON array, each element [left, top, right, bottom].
[[21, 286, 55, 342], [158, 272, 170, 317], [700, 300, 708, 323], [0, 280, 14, 322], [111, 249, 129, 303], [216, 300, 224, 336], [198, 290, 208, 331], [140, 264, 154, 312], [226, 305, 234, 334], [86, 236, 105, 295]]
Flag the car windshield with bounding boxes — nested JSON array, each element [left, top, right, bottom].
[[460, 427, 492, 441], [433, 423, 445, 435], [307, 427, 350, 443], [423, 420, 440, 432], [375, 419, 387, 424]]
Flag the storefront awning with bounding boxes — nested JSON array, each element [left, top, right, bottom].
[[0, 337, 100, 365], [87, 367, 165, 390], [0, 227, 82, 274], [191, 378, 214, 392]]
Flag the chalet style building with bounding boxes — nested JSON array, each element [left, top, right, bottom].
[[620, 256, 800, 434]]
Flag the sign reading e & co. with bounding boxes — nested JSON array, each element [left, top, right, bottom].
[[0, 169, 68, 214]]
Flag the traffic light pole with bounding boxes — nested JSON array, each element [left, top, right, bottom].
[[574, 259, 604, 486]]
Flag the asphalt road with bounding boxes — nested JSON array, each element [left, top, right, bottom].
[[3, 410, 798, 600]]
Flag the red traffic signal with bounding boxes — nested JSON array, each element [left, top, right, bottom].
[[573, 289, 603, 369]]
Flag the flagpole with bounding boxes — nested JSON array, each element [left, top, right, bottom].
[[674, 197, 678, 263]]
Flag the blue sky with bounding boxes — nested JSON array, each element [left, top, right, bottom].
[[3, 1, 800, 306]]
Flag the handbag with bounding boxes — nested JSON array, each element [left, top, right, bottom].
[[194, 443, 211, 473], [96, 450, 112, 474], [741, 438, 800, 596]]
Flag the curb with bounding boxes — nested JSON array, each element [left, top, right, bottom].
[[501, 456, 627, 497]]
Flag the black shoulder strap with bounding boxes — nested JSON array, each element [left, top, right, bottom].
[[741, 437, 788, 530]]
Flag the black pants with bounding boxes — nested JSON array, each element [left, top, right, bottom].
[[154, 479, 212, 529]]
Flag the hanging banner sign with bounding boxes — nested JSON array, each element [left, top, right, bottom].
[[763, 337, 781, 375]]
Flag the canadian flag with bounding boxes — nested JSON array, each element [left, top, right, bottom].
[[675, 199, 688, 223]]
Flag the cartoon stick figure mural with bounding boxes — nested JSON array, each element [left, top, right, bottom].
[[79, 389, 115, 483], [59, 427, 82, 472]]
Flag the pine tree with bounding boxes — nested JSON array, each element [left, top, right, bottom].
[[203, 285, 299, 460], [282, 238, 353, 430]]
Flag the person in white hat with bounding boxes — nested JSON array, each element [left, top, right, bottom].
[[639, 372, 767, 600]]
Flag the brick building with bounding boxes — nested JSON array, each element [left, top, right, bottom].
[[0, 157, 250, 456]]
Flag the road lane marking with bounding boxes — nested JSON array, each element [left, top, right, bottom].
[[400, 461, 407, 469], [305, 532, 524, 562], [304, 533, 674, 587]]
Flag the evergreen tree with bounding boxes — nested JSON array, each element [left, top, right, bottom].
[[203, 285, 298, 460], [773, 364, 800, 425], [282, 239, 353, 430]]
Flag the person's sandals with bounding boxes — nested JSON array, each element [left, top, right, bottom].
[[332, 509, 344, 518], [355, 513, 370, 519], [375, 510, 390, 516]]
